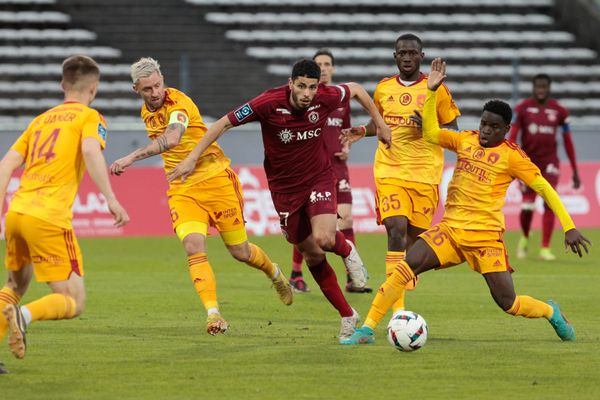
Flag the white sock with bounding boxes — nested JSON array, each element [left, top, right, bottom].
[[20, 305, 32, 325], [271, 267, 280, 280], [207, 308, 219, 316]]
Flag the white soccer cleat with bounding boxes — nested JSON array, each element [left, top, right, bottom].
[[339, 308, 360, 342], [342, 240, 367, 289], [539, 248, 557, 261]]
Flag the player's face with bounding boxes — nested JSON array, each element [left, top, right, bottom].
[[479, 111, 510, 147], [134, 71, 166, 111], [288, 76, 319, 110], [533, 78, 551, 103], [314, 55, 335, 85], [394, 40, 424, 79]]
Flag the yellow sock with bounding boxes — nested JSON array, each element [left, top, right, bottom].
[[246, 243, 276, 279], [188, 253, 218, 311], [386, 251, 406, 313], [506, 295, 554, 319], [0, 287, 21, 339], [364, 260, 415, 329], [25, 293, 77, 321]]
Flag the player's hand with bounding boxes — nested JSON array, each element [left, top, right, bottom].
[[107, 198, 130, 227], [334, 141, 350, 161], [109, 156, 134, 176], [410, 109, 423, 128], [427, 58, 447, 91], [376, 124, 392, 148], [564, 228, 591, 257], [573, 172, 581, 189], [167, 157, 196, 183], [340, 126, 366, 145]]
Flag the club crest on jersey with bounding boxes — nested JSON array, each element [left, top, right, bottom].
[[487, 152, 500, 164], [97, 123, 107, 141], [473, 148, 485, 160], [308, 111, 319, 123], [234, 103, 254, 122], [400, 93, 412, 106]]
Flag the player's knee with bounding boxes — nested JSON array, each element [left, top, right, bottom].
[[228, 244, 251, 262], [182, 238, 204, 255], [313, 232, 335, 250], [339, 216, 353, 230], [73, 296, 86, 317]]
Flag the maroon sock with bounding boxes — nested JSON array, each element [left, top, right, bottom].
[[332, 231, 351, 258], [542, 206, 555, 248], [292, 246, 304, 273], [308, 258, 353, 317], [519, 210, 534, 238], [340, 228, 355, 245]]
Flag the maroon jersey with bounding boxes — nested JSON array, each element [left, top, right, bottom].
[[322, 101, 352, 179], [510, 97, 570, 166], [227, 83, 351, 193]]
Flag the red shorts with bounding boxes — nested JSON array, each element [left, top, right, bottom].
[[333, 161, 352, 205], [522, 162, 559, 202], [271, 170, 337, 244]]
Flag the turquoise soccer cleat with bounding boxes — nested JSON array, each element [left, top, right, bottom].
[[339, 326, 375, 345], [547, 300, 576, 341]]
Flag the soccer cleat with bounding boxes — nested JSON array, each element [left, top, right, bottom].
[[271, 265, 293, 305], [539, 248, 557, 261], [3, 304, 27, 359], [289, 276, 310, 293], [0, 361, 8, 374], [516, 236, 528, 259], [342, 240, 368, 289], [345, 281, 373, 293], [547, 300, 576, 341], [338, 308, 361, 342], [206, 312, 229, 336], [339, 326, 375, 345]]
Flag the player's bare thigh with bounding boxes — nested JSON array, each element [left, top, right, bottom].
[[336, 203, 353, 231], [310, 213, 338, 250], [48, 273, 86, 316], [405, 238, 442, 275], [296, 234, 327, 266]]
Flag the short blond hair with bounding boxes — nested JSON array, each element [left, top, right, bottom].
[[131, 57, 161, 84], [62, 55, 100, 90]]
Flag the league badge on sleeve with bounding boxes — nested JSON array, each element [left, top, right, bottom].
[[234, 103, 254, 122], [98, 123, 107, 141]]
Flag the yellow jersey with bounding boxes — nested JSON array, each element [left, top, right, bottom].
[[140, 88, 230, 194], [438, 129, 541, 231], [373, 73, 460, 184], [9, 102, 107, 229]]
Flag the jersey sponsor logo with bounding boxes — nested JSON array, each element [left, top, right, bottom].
[[545, 163, 560, 176], [526, 107, 539, 113], [487, 152, 500, 164], [214, 208, 237, 220], [479, 248, 504, 257], [456, 158, 492, 183], [399, 93, 412, 106], [384, 115, 418, 127], [296, 128, 321, 140], [277, 127, 322, 143], [234, 103, 254, 122], [278, 128, 294, 143], [528, 123, 555, 135], [473, 148, 485, 160], [309, 190, 332, 203], [276, 107, 291, 115], [308, 104, 321, 111], [308, 111, 319, 123], [338, 179, 351, 191], [98, 123, 107, 141], [327, 117, 343, 127]]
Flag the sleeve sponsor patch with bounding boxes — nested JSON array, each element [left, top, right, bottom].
[[234, 103, 254, 122], [98, 123, 107, 141]]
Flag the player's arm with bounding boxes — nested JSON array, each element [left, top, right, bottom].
[[562, 123, 580, 189], [345, 83, 391, 147], [82, 138, 129, 227], [0, 150, 25, 217], [166, 115, 233, 182], [109, 111, 189, 176]]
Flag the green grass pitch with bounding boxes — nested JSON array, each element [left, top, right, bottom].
[[1, 229, 598, 399]]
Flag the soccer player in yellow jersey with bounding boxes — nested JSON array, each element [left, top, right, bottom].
[[0, 55, 130, 365], [341, 58, 591, 345], [357, 34, 460, 314], [109, 57, 293, 336]]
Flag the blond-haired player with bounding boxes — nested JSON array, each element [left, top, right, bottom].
[[350, 33, 460, 314], [0, 55, 129, 366], [342, 58, 591, 345], [109, 57, 293, 336]]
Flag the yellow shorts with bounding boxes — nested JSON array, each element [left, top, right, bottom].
[[420, 221, 511, 275], [4, 211, 83, 282], [375, 177, 438, 229], [168, 168, 247, 241]]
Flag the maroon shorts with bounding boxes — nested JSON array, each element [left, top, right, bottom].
[[332, 161, 352, 205], [522, 162, 559, 202], [270, 170, 338, 244]]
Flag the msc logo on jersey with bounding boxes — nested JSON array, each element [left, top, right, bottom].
[[308, 111, 319, 123], [310, 191, 332, 203], [327, 117, 343, 127], [400, 93, 412, 106], [234, 103, 254, 122], [278, 128, 322, 143], [278, 128, 294, 144], [97, 123, 107, 141]]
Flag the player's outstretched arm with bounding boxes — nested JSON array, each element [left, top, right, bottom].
[[167, 115, 233, 183], [346, 83, 391, 147], [0, 150, 24, 218], [421, 58, 449, 145], [82, 138, 129, 227]]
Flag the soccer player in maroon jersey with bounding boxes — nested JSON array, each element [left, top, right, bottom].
[[288, 49, 372, 294], [167, 59, 391, 342], [509, 74, 580, 261]]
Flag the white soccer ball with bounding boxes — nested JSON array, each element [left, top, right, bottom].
[[387, 311, 428, 352]]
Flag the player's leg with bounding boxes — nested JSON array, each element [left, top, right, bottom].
[[540, 171, 559, 261], [2, 267, 33, 360], [338, 201, 371, 293], [517, 185, 537, 259], [290, 246, 309, 292]]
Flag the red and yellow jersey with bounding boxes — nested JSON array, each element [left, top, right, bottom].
[[373, 73, 460, 183], [9, 102, 107, 229], [140, 88, 230, 193], [438, 129, 541, 231]]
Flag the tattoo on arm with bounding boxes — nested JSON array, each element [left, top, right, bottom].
[[157, 135, 169, 152]]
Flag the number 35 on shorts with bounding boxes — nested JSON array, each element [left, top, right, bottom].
[[380, 194, 401, 213]]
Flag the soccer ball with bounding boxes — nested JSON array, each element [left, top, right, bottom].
[[387, 311, 428, 352]]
